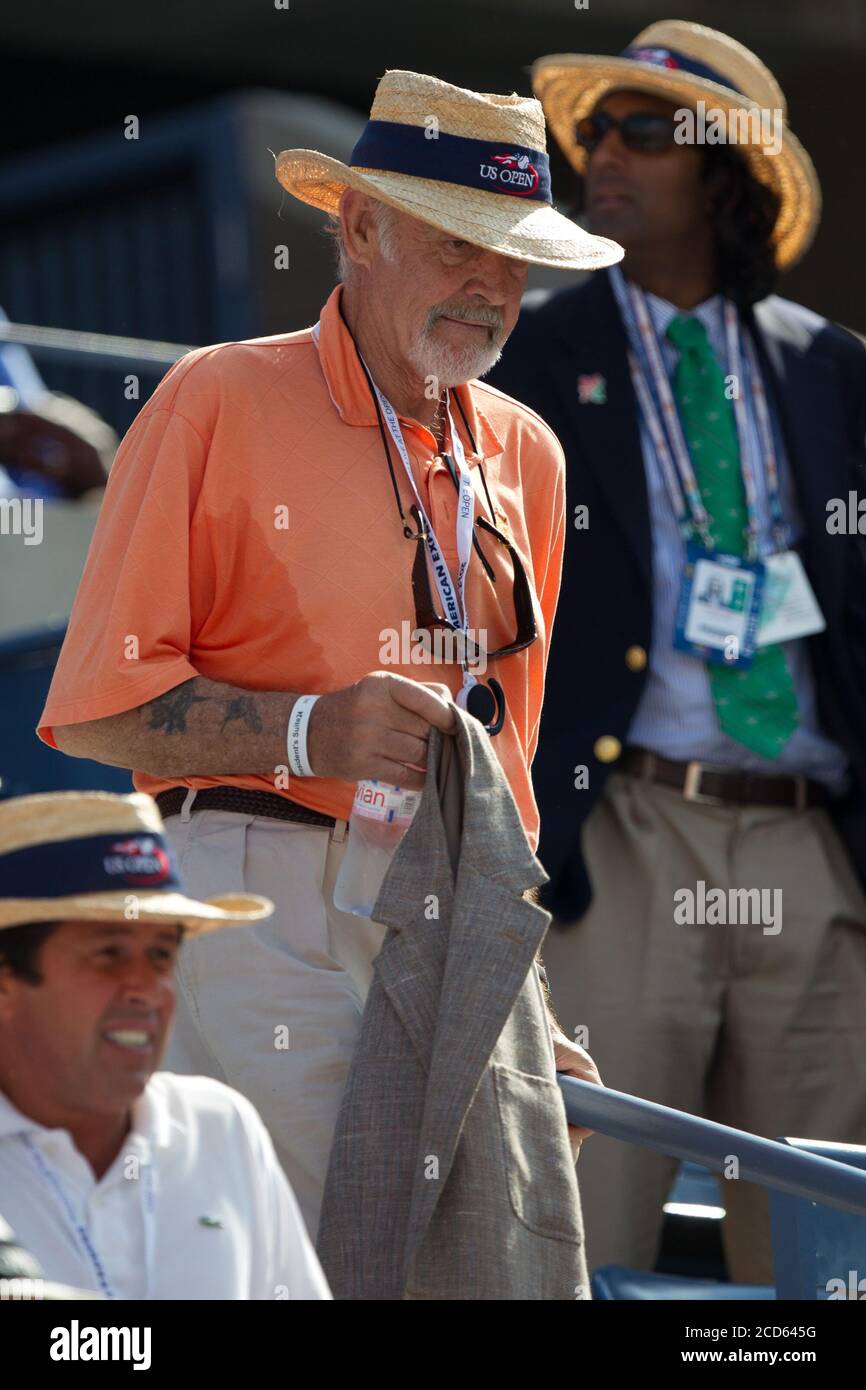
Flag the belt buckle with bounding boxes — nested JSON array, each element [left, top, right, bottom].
[[682, 760, 726, 806]]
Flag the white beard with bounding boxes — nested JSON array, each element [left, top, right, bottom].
[[405, 332, 504, 388]]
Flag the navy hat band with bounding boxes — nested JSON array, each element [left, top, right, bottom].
[[0, 831, 184, 899], [349, 120, 552, 203], [620, 45, 744, 96]]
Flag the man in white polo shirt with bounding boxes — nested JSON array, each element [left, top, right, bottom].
[[0, 790, 330, 1300]]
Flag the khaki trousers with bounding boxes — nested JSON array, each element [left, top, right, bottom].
[[540, 772, 866, 1286], [162, 796, 387, 1240]]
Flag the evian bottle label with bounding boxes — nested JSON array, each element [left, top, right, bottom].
[[351, 780, 420, 826]]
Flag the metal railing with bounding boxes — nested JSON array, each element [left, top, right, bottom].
[[558, 1074, 866, 1218], [0, 321, 193, 375]]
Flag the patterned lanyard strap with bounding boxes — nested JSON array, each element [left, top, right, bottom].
[[20, 1132, 157, 1300], [610, 266, 787, 561], [724, 301, 788, 551]]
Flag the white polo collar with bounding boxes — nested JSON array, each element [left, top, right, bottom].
[[0, 1072, 177, 1159]]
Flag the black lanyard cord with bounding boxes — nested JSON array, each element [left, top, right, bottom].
[[362, 354, 424, 539]]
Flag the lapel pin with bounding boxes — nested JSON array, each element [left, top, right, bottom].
[[199, 1215, 224, 1229], [577, 373, 607, 405]]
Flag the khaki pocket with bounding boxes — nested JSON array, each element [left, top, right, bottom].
[[492, 1062, 584, 1244], [170, 810, 253, 1007]]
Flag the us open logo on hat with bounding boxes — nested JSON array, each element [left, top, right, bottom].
[[103, 836, 172, 886], [631, 47, 681, 70], [479, 151, 540, 197]]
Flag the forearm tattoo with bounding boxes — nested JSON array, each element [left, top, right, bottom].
[[146, 683, 266, 738], [146, 686, 210, 734], [219, 696, 264, 734]]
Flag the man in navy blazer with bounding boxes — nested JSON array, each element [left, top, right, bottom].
[[489, 21, 866, 1285]]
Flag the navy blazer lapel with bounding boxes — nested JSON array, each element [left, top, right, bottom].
[[548, 272, 651, 589], [749, 298, 847, 615]]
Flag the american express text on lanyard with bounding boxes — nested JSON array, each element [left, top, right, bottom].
[[370, 380, 487, 704]]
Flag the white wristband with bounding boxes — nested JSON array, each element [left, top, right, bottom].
[[286, 695, 320, 777]]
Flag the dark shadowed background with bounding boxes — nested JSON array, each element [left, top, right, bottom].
[[0, 0, 862, 434]]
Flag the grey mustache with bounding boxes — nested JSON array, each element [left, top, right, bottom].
[[432, 306, 503, 331]]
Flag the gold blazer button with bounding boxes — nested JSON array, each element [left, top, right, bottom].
[[594, 735, 622, 763], [625, 645, 648, 672]]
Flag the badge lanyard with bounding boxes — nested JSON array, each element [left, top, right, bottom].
[[725, 304, 789, 551], [20, 1133, 157, 1300], [373, 382, 479, 693], [311, 320, 479, 699], [609, 266, 788, 561]]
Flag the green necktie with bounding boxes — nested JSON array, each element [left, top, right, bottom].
[[666, 313, 798, 760]]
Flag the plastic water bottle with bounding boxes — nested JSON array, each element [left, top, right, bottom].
[[333, 780, 420, 918]]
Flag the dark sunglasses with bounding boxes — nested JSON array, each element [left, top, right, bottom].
[[409, 492, 538, 666], [576, 110, 679, 156]]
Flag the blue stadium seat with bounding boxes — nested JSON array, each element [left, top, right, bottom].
[[592, 1267, 774, 1300], [0, 622, 132, 798], [771, 1141, 866, 1300]]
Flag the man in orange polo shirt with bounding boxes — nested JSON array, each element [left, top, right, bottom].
[[38, 70, 621, 1236]]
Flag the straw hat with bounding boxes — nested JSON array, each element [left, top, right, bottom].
[[533, 21, 821, 268], [275, 69, 623, 272], [0, 791, 273, 932]]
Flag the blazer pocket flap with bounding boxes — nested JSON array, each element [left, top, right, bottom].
[[492, 1062, 584, 1244]]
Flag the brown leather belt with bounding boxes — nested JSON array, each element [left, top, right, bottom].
[[622, 747, 827, 811], [154, 786, 336, 828]]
